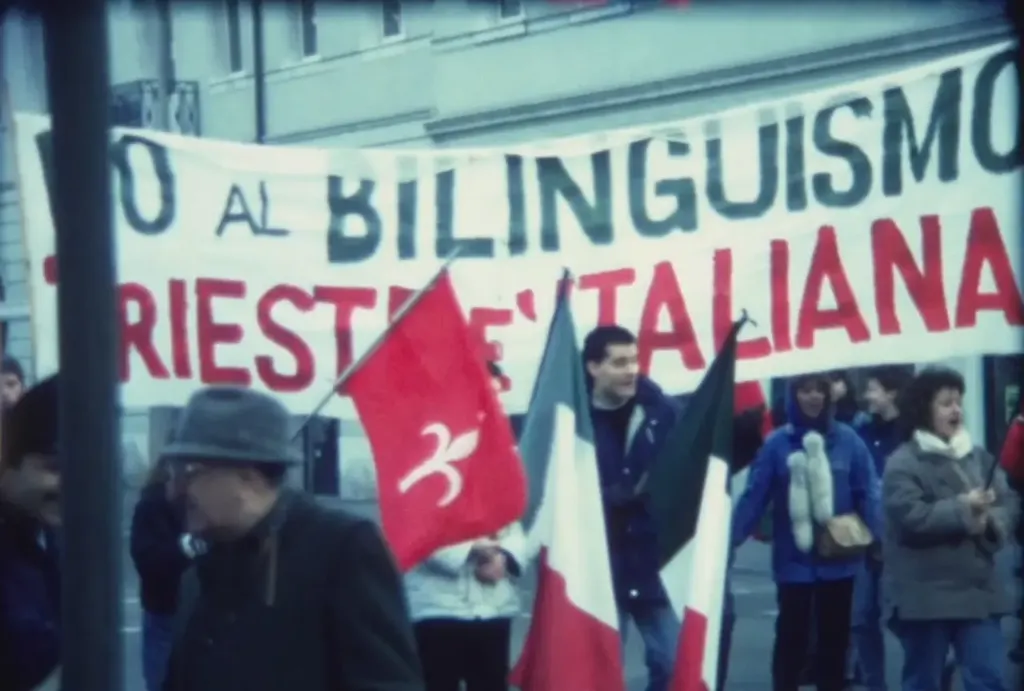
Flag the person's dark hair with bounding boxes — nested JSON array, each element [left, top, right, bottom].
[[582, 325, 636, 365], [1, 356, 24, 384], [827, 369, 861, 424], [900, 367, 965, 434], [487, 361, 504, 379], [0, 374, 58, 470], [865, 365, 914, 395]]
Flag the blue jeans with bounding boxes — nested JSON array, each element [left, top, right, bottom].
[[619, 602, 680, 691], [142, 611, 175, 691], [893, 617, 1006, 691], [852, 561, 886, 691], [718, 588, 736, 691]]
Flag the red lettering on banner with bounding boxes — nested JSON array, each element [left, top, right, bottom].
[[769, 240, 793, 354], [712, 249, 772, 360], [871, 216, 950, 335], [255, 284, 316, 392], [469, 307, 514, 375], [387, 286, 415, 320], [795, 227, 870, 349], [313, 286, 378, 390], [119, 282, 169, 381], [43, 255, 58, 285], [47, 205, 1023, 399], [168, 279, 193, 378], [516, 275, 575, 323], [196, 278, 250, 385], [637, 261, 705, 373], [515, 289, 537, 322], [954, 207, 1024, 328], [579, 268, 636, 325]]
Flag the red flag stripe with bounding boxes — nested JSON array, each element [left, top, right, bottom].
[[670, 606, 711, 691]]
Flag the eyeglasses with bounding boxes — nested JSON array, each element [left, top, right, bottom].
[[168, 463, 213, 482]]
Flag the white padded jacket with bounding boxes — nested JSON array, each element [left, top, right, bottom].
[[404, 523, 527, 622]]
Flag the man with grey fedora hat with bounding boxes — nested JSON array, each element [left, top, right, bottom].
[[161, 386, 424, 691]]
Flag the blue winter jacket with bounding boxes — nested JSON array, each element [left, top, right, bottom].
[[855, 414, 904, 480], [730, 385, 882, 584], [591, 376, 681, 606]]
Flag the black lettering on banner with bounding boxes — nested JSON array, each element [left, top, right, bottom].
[[811, 97, 873, 208], [258, 181, 289, 237], [784, 115, 808, 212], [627, 138, 698, 237], [214, 184, 261, 236], [971, 48, 1022, 174], [34, 130, 177, 236], [396, 179, 418, 260], [505, 155, 527, 256], [326, 176, 381, 263], [706, 120, 779, 220], [109, 134, 177, 235], [881, 67, 962, 196], [537, 152, 613, 252], [434, 169, 494, 259]]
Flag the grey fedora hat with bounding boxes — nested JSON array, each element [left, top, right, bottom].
[[161, 386, 302, 466]]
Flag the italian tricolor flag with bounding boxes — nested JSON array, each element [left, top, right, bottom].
[[648, 318, 744, 691]]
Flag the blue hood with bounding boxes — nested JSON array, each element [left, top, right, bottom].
[[784, 375, 833, 433]]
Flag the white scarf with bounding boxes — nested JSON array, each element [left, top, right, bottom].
[[913, 428, 974, 460]]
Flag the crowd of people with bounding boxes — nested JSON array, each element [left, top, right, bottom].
[[0, 333, 1022, 691]]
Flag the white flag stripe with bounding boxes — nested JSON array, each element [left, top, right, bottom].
[[660, 455, 733, 690], [531, 403, 619, 630]]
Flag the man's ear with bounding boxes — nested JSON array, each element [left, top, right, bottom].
[[585, 360, 599, 379]]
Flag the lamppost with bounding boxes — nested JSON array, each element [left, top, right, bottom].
[[41, 2, 123, 690]]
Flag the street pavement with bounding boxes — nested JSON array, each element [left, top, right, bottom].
[[117, 497, 1022, 691]]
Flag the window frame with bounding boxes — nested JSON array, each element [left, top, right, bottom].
[[224, 0, 244, 75], [298, 0, 318, 59], [381, 0, 404, 42], [497, 0, 524, 21]]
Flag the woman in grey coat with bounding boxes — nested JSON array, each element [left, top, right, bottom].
[[881, 367, 1017, 691]]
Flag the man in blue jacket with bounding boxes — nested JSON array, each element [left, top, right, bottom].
[[0, 375, 61, 691], [583, 325, 681, 691], [851, 365, 911, 691], [731, 372, 881, 691]]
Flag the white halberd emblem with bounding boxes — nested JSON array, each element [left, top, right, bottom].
[[398, 422, 481, 507]]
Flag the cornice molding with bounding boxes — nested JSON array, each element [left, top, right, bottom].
[[425, 14, 1011, 141]]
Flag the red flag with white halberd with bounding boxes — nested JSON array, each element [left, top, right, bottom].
[[346, 271, 526, 571]]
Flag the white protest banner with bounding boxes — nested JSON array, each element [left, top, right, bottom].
[[13, 42, 1022, 417]]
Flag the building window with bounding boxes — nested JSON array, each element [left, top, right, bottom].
[[225, 0, 243, 73], [299, 0, 317, 57], [382, 0, 403, 40], [497, 0, 523, 20]]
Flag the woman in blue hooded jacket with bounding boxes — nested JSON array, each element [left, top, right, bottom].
[[731, 372, 882, 691]]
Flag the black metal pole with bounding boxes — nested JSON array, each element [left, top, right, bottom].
[[252, 0, 267, 143], [41, 3, 123, 691]]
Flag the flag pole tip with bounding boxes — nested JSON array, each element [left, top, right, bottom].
[[739, 309, 758, 328]]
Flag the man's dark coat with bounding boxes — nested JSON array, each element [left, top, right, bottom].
[[163, 491, 423, 691]]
